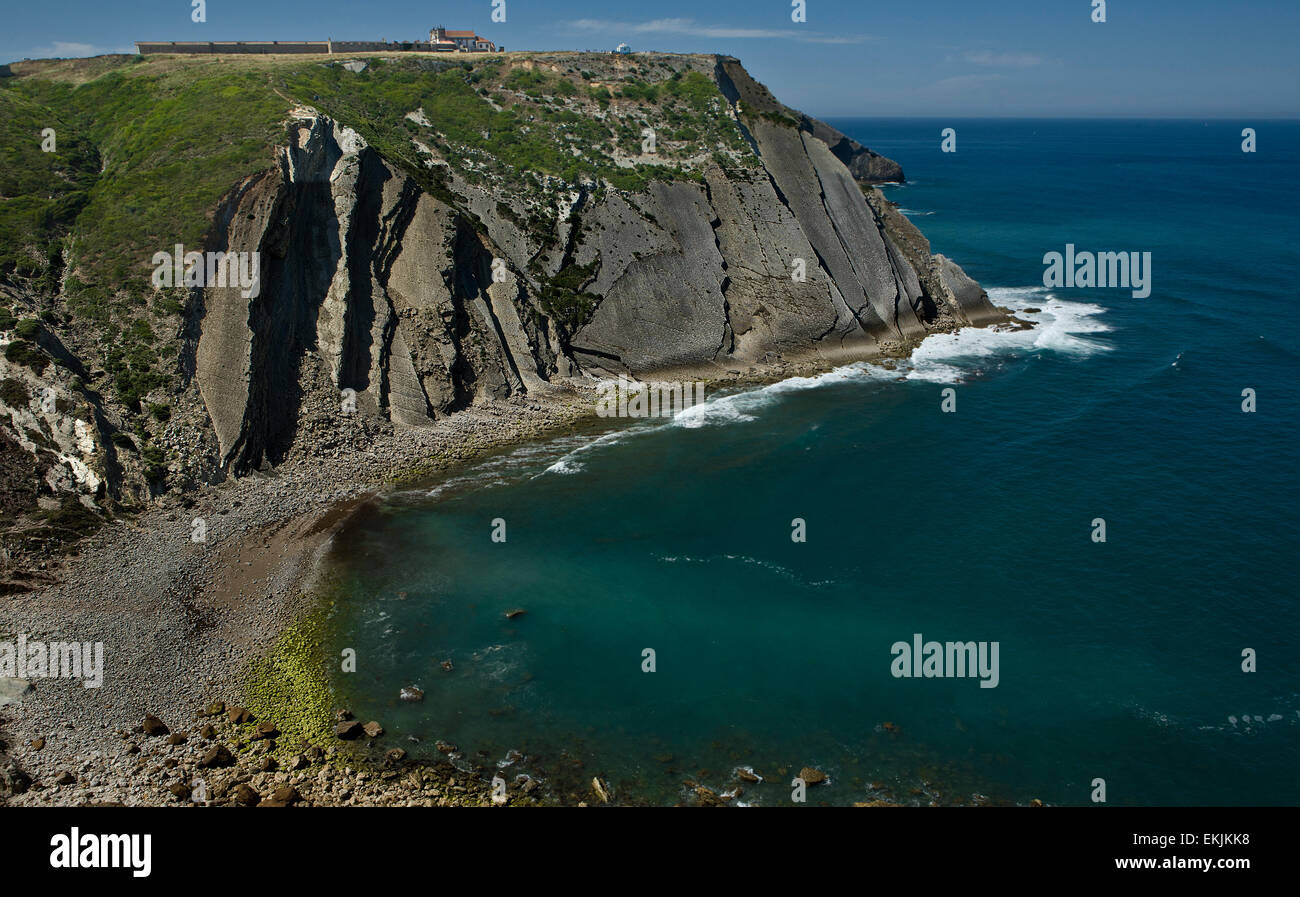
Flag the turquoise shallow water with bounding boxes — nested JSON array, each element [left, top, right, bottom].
[[318, 120, 1300, 806]]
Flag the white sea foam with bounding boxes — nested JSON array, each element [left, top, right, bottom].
[[451, 287, 1114, 477], [536, 429, 633, 477], [669, 365, 867, 429], [656, 553, 833, 587]]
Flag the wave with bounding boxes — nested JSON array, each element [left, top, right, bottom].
[[488, 286, 1114, 468], [669, 365, 869, 429], [897, 209, 935, 216], [669, 287, 1113, 421], [875, 286, 1113, 383], [536, 429, 636, 477]]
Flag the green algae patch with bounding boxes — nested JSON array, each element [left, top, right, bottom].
[[244, 600, 338, 748]]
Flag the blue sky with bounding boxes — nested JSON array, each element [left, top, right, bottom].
[[3, 0, 1297, 117]]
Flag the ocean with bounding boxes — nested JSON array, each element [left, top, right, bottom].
[[314, 119, 1300, 806]]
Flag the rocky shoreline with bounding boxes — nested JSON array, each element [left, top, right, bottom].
[[0, 381, 600, 806], [0, 342, 1036, 807]]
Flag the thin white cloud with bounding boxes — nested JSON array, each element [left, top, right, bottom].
[[18, 41, 133, 60], [566, 17, 870, 45], [926, 73, 1005, 92], [961, 50, 1046, 68]]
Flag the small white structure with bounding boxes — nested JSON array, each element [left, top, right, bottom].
[[615, 42, 631, 54]]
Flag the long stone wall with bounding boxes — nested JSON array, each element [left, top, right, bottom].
[[134, 40, 442, 56]]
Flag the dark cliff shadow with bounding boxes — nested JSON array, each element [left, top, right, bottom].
[[239, 172, 343, 472], [338, 151, 393, 397]]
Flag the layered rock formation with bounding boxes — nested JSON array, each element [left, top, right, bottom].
[[1, 51, 1005, 509], [193, 57, 1004, 473]]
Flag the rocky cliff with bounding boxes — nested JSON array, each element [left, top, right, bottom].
[[0, 50, 1006, 557]]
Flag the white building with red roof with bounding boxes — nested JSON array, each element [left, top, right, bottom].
[[430, 26, 497, 52]]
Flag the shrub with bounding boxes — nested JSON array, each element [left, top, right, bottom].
[[0, 378, 31, 407], [4, 340, 48, 375]]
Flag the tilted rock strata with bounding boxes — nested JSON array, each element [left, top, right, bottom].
[[195, 58, 1002, 473]]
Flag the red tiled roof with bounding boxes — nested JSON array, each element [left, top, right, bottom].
[[444, 30, 476, 37]]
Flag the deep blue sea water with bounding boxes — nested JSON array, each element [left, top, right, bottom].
[[317, 120, 1300, 806]]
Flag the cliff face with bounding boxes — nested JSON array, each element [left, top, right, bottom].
[[1, 51, 1006, 515], [194, 57, 1002, 472]]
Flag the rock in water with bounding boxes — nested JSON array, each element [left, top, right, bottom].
[[800, 767, 827, 785], [399, 686, 424, 702]]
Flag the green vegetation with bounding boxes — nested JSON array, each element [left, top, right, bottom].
[[24, 496, 105, 550], [0, 377, 30, 407], [0, 89, 98, 282], [245, 603, 337, 747], [663, 71, 719, 110], [540, 257, 601, 333], [4, 339, 48, 375], [0, 53, 758, 424], [4, 61, 285, 295], [618, 79, 659, 102], [140, 442, 166, 482], [753, 108, 801, 129]]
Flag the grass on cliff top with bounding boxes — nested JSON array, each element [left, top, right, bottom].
[[0, 90, 99, 283], [273, 57, 745, 194], [1, 52, 749, 297], [0, 52, 756, 431], [2, 57, 288, 293]]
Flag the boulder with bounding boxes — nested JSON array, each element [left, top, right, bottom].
[[198, 745, 234, 768], [799, 767, 827, 785], [232, 783, 260, 806], [334, 720, 363, 740], [250, 721, 278, 740]]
